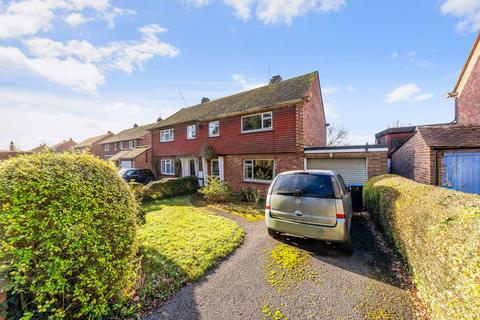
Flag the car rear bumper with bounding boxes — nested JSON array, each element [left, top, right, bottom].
[[266, 214, 349, 242]]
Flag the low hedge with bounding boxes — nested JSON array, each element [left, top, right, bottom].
[[364, 175, 480, 319], [0, 152, 138, 319], [148, 176, 199, 200]]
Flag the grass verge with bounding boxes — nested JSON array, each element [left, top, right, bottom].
[[127, 196, 244, 316]]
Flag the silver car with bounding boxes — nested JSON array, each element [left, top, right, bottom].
[[265, 170, 353, 253]]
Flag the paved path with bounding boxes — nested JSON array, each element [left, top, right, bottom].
[[145, 209, 422, 320]]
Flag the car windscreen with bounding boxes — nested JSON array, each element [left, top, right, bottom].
[[272, 173, 335, 198]]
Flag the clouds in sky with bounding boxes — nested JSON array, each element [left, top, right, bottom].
[[189, 0, 346, 24], [0, 0, 179, 95], [441, 0, 480, 32], [384, 83, 433, 104], [231, 74, 265, 90]]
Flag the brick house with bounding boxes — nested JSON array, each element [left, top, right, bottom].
[[99, 123, 155, 170], [391, 33, 480, 194], [375, 126, 416, 155], [74, 131, 114, 155], [149, 71, 388, 193], [50, 138, 77, 152]]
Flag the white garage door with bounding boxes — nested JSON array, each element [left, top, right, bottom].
[[306, 158, 367, 185], [120, 160, 133, 169]]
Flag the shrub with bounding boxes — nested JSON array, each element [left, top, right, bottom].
[[0, 152, 138, 319], [199, 176, 232, 203], [128, 182, 148, 224], [239, 186, 262, 204], [148, 176, 199, 200], [364, 174, 480, 319]]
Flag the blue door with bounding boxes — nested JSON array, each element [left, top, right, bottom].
[[442, 152, 480, 194]]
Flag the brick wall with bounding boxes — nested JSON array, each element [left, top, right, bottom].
[[98, 132, 152, 160], [305, 151, 388, 179], [132, 149, 153, 172], [457, 56, 480, 125], [302, 76, 327, 148], [391, 132, 433, 184], [224, 152, 303, 195]]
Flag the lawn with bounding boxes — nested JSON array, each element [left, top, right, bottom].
[[131, 196, 244, 315], [207, 198, 266, 222]]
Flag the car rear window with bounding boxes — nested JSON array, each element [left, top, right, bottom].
[[272, 173, 335, 198]]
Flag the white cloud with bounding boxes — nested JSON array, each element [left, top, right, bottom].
[[64, 12, 88, 27], [383, 83, 433, 104], [390, 51, 398, 59], [322, 86, 340, 95], [346, 85, 355, 93], [441, 0, 480, 32], [0, 0, 133, 39], [0, 88, 167, 149], [0, 25, 179, 95], [231, 74, 265, 90], [187, 0, 346, 24]]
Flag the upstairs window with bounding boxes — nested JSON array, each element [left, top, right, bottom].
[[160, 129, 174, 142], [187, 125, 197, 140], [114, 143, 118, 150], [128, 140, 135, 149], [208, 121, 220, 137], [104, 144, 109, 152], [118, 141, 123, 150], [241, 112, 272, 133]]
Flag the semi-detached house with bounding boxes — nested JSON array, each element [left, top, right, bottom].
[[149, 72, 326, 193]]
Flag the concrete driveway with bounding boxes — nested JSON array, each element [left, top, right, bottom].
[[145, 209, 424, 320]]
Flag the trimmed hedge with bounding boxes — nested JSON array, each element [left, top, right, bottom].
[[364, 175, 480, 319], [0, 152, 138, 319], [148, 176, 199, 200]]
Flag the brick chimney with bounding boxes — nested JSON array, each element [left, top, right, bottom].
[[270, 75, 282, 84], [201, 97, 210, 104]]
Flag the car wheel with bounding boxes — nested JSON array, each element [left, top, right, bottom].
[[268, 228, 280, 239], [145, 178, 153, 185], [338, 236, 353, 255]]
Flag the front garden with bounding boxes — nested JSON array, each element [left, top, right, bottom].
[[0, 153, 247, 319]]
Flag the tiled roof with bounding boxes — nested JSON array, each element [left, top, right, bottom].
[[152, 71, 318, 129], [50, 139, 77, 152], [109, 146, 149, 161], [101, 123, 156, 144], [75, 132, 113, 149], [29, 144, 49, 153], [418, 125, 480, 147]]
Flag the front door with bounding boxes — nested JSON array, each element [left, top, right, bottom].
[[189, 159, 196, 176]]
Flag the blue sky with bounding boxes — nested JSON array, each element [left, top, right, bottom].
[[0, 0, 479, 149]]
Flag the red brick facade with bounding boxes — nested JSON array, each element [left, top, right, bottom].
[[391, 132, 433, 184], [98, 133, 151, 160], [456, 47, 480, 125]]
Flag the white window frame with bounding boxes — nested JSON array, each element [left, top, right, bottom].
[[208, 121, 220, 137], [241, 111, 273, 133], [114, 142, 118, 150], [161, 159, 175, 175], [211, 159, 220, 177], [243, 159, 275, 183], [187, 125, 197, 140], [129, 140, 134, 149], [104, 144, 109, 151], [160, 129, 174, 142]]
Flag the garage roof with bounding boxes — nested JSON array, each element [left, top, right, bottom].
[[109, 147, 149, 161], [418, 125, 480, 148]]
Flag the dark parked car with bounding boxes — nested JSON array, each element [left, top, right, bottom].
[[119, 168, 155, 184]]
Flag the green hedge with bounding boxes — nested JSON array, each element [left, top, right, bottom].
[[364, 175, 480, 319], [0, 152, 138, 319], [148, 176, 199, 200]]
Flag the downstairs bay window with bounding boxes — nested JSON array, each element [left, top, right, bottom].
[[244, 159, 275, 182]]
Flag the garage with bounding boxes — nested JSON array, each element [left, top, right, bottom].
[[304, 145, 387, 185], [442, 151, 480, 194], [306, 158, 367, 185]]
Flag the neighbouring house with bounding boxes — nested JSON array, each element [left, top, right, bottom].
[[149, 71, 388, 193], [0, 150, 30, 161], [375, 126, 416, 155], [74, 131, 114, 156], [99, 123, 155, 170], [392, 33, 480, 194], [29, 143, 49, 153], [50, 138, 77, 153]]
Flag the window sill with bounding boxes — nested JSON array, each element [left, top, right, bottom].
[[160, 140, 174, 143], [187, 138, 197, 140], [241, 128, 273, 134], [243, 179, 272, 185], [208, 135, 220, 138], [161, 172, 175, 176]]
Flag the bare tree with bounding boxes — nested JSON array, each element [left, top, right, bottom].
[[327, 126, 349, 146]]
